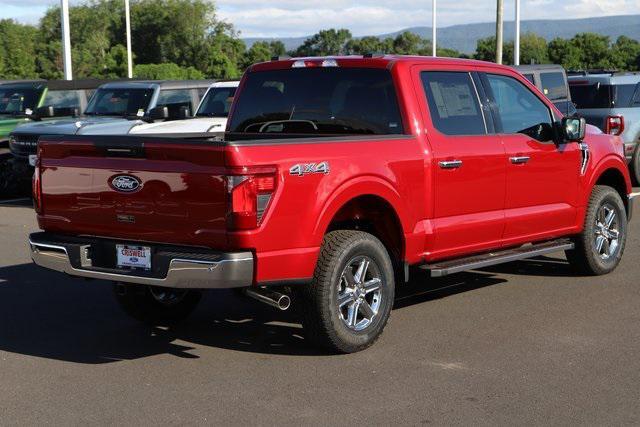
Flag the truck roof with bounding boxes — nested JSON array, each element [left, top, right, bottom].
[[568, 73, 640, 85], [250, 55, 515, 73], [0, 79, 130, 91], [99, 80, 217, 90]]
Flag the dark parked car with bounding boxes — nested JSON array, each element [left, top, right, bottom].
[[514, 64, 576, 116]]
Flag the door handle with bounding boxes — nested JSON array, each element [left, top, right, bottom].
[[439, 160, 463, 169], [510, 156, 530, 165]]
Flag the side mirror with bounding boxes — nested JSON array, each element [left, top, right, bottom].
[[34, 105, 55, 119], [562, 116, 586, 142], [148, 106, 169, 121], [177, 106, 191, 119]]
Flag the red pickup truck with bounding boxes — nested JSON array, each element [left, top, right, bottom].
[[29, 56, 635, 353]]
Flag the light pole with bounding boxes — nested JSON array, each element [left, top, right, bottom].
[[432, 0, 437, 57], [495, 0, 504, 64], [60, 0, 72, 80], [125, 0, 133, 78], [514, 0, 521, 65]]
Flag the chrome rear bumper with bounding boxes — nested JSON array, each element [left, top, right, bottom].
[[29, 233, 253, 289]]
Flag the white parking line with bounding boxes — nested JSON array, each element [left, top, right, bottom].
[[0, 198, 30, 205], [631, 192, 640, 198]]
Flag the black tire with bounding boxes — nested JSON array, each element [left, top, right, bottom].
[[566, 185, 628, 276], [631, 145, 640, 187], [113, 283, 202, 325], [299, 230, 395, 353]]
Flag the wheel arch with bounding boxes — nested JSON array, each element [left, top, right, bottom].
[[313, 177, 410, 266], [590, 162, 633, 219]]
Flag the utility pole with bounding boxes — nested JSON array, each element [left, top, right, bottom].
[[125, 0, 133, 78], [432, 0, 437, 57], [514, 0, 521, 65], [495, 0, 504, 64], [60, 0, 72, 80]]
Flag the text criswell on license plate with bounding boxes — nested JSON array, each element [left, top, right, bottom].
[[116, 245, 151, 270]]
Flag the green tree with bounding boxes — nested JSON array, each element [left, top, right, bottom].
[[205, 21, 245, 78], [293, 29, 352, 56], [570, 33, 614, 69], [241, 41, 289, 70], [611, 36, 640, 71], [345, 36, 391, 55], [519, 32, 549, 65], [0, 19, 38, 79], [474, 36, 514, 64], [134, 62, 204, 79], [547, 37, 581, 70]]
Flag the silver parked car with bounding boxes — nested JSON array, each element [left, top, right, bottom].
[[569, 71, 640, 184]]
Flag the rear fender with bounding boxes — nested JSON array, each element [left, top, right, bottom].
[[312, 176, 410, 246]]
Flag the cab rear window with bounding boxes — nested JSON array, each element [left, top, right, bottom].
[[228, 68, 404, 135]]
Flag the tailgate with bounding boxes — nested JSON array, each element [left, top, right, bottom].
[[37, 135, 230, 248]]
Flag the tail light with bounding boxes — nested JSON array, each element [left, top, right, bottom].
[[226, 167, 277, 230], [605, 115, 625, 136], [32, 158, 42, 214]]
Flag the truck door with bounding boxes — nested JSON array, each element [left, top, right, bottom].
[[415, 69, 507, 260], [481, 72, 581, 244]]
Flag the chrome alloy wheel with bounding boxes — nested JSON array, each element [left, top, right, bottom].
[[337, 256, 384, 332], [149, 287, 188, 306], [594, 204, 621, 260]]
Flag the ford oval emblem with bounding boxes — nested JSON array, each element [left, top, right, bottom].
[[110, 175, 141, 193]]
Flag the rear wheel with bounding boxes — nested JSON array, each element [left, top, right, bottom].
[[113, 283, 202, 325], [566, 185, 627, 275], [299, 230, 395, 353]]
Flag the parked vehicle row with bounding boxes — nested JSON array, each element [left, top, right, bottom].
[[568, 71, 640, 184], [2, 79, 238, 195], [27, 55, 635, 353]]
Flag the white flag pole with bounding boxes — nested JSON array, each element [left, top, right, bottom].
[[60, 0, 72, 80]]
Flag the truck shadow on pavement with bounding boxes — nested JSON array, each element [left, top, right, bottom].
[[0, 258, 572, 363]]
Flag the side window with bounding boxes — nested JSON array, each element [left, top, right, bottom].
[[486, 74, 553, 142], [633, 84, 640, 106], [614, 84, 638, 108], [156, 89, 194, 117], [523, 74, 535, 85], [42, 90, 82, 108], [421, 72, 486, 136], [540, 72, 568, 101]]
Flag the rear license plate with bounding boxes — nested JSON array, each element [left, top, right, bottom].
[[116, 245, 151, 270], [29, 155, 37, 167]]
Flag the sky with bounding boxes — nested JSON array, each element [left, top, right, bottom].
[[1, 0, 639, 38]]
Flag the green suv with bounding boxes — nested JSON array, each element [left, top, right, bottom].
[[0, 79, 105, 195]]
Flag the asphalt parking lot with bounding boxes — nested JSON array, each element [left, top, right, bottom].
[[0, 194, 639, 425]]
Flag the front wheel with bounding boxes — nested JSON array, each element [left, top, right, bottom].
[[299, 230, 395, 353], [566, 185, 628, 276], [113, 283, 202, 325]]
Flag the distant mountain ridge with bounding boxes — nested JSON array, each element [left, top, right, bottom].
[[243, 15, 640, 54]]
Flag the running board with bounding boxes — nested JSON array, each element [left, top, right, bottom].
[[422, 240, 575, 278]]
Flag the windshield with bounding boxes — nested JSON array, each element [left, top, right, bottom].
[[196, 86, 237, 117], [85, 88, 154, 117], [228, 68, 404, 135], [0, 87, 42, 115]]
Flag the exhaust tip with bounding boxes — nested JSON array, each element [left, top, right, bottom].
[[244, 287, 291, 311], [277, 295, 291, 311]]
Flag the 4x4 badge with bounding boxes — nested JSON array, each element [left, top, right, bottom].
[[289, 162, 330, 177]]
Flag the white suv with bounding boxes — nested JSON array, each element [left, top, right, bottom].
[[130, 81, 239, 135]]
